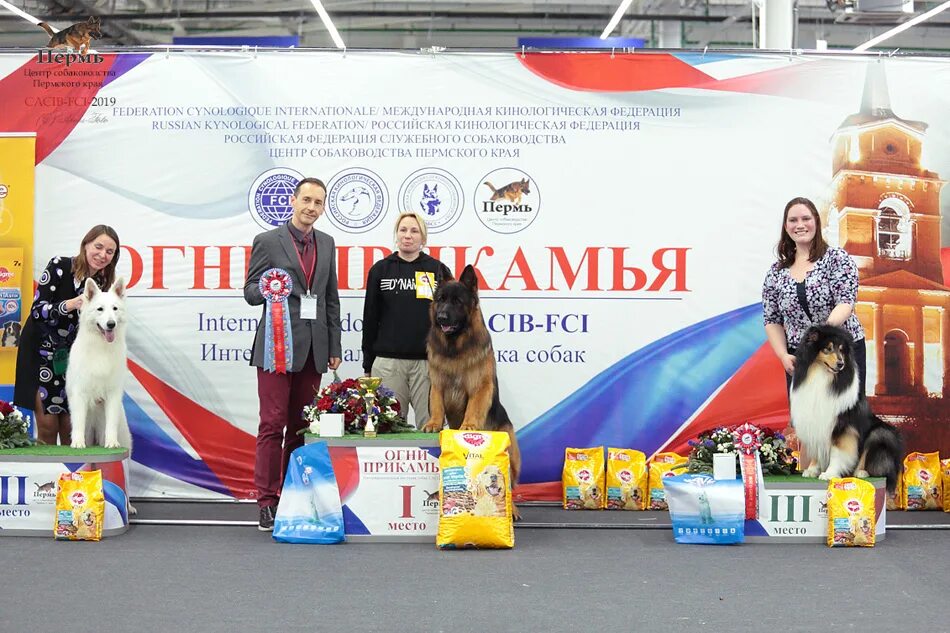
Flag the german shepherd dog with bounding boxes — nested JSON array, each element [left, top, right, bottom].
[[39, 17, 102, 54], [789, 325, 903, 493], [422, 265, 522, 518], [483, 179, 530, 205]]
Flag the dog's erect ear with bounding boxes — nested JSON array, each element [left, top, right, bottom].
[[83, 277, 100, 300], [805, 328, 820, 344], [459, 265, 479, 294], [113, 276, 126, 298], [436, 266, 453, 286]]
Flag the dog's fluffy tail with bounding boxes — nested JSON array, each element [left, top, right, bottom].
[[483, 181, 497, 195], [38, 22, 57, 36], [862, 416, 904, 494]]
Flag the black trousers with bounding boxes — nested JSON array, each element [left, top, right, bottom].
[[785, 337, 867, 397]]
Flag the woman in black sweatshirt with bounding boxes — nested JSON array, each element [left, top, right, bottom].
[[361, 212, 451, 428]]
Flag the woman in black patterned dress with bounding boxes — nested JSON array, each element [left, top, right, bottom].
[[13, 226, 120, 444], [762, 197, 866, 395]]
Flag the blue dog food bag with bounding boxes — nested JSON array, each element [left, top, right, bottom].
[[665, 473, 745, 545], [272, 442, 345, 544]]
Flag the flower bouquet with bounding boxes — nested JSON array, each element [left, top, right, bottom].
[[0, 400, 32, 450], [301, 372, 412, 435], [686, 424, 797, 476]]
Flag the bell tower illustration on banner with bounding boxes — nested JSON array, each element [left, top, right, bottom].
[[825, 60, 949, 404]]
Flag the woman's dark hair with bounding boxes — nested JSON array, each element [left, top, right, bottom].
[[776, 197, 827, 269]]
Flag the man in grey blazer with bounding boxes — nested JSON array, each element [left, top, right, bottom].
[[244, 177, 342, 531]]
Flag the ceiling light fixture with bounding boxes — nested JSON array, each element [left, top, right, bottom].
[[0, 0, 56, 31], [852, 0, 950, 52], [600, 0, 635, 39], [309, 0, 345, 49]]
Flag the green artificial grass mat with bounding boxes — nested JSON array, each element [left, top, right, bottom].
[[305, 432, 435, 441], [0, 445, 127, 456], [763, 474, 884, 483]]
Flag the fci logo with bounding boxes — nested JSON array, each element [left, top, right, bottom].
[[0, 475, 28, 505]]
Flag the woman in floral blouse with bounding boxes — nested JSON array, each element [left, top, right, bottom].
[[762, 197, 865, 395], [13, 225, 120, 445]]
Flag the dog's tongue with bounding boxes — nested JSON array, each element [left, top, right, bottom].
[[103, 329, 116, 343], [441, 325, 455, 334]]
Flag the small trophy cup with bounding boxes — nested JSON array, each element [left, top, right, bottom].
[[358, 376, 382, 438]]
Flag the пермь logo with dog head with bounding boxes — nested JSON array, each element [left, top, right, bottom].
[[248, 168, 304, 230], [398, 168, 464, 234], [475, 168, 540, 234], [325, 168, 388, 234]]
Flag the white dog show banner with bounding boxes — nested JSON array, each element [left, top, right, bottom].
[[0, 49, 947, 500]]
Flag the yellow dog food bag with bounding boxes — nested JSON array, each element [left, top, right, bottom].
[[826, 477, 876, 547], [606, 448, 648, 510], [54, 470, 105, 541], [648, 452, 688, 510], [437, 430, 513, 549], [941, 459, 950, 513], [562, 447, 606, 510], [886, 469, 906, 511], [903, 452, 941, 511]]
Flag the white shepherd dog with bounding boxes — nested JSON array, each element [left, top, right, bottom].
[[67, 277, 132, 450]]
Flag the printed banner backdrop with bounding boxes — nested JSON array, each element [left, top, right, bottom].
[[0, 50, 948, 501], [0, 133, 35, 385]]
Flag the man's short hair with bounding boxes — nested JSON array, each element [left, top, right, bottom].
[[294, 177, 327, 197]]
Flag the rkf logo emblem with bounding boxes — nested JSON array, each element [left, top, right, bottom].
[[846, 499, 862, 513], [576, 469, 592, 482], [325, 168, 388, 234], [475, 167, 540, 234], [70, 491, 87, 506], [619, 470, 633, 483], [461, 433, 485, 447]]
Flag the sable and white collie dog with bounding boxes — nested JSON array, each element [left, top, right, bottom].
[[789, 325, 903, 492], [67, 277, 132, 451]]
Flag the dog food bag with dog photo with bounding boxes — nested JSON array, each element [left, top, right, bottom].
[[886, 469, 906, 511], [665, 473, 745, 544], [648, 453, 689, 511], [606, 448, 648, 510], [437, 430, 513, 549], [54, 470, 105, 541], [941, 459, 950, 513], [562, 447, 606, 510], [903, 452, 942, 511], [826, 478, 876, 547]]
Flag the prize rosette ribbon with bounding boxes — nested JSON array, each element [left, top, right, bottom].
[[260, 268, 293, 374], [732, 423, 764, 520]]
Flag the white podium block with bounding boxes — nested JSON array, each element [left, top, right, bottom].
[[319, 413, 345, 438], [713, 453, 737, 480]]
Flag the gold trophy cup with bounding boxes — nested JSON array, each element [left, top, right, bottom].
[[358, 376, 382, 438]]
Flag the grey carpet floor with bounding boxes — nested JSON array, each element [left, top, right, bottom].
[[2, 523, 949, 633], [129, 500, 950, 527]]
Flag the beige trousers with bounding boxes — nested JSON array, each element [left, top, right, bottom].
[[371, 357, 431, 429]]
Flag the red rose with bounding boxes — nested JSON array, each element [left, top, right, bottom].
[[0, 400, 14, 416]]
